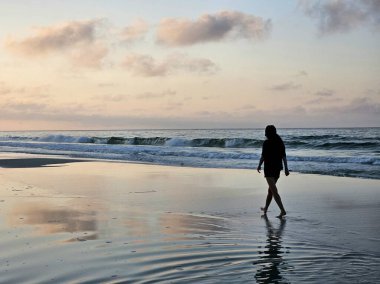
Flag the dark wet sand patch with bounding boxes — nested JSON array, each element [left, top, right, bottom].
[[0, 158, 85, 168]]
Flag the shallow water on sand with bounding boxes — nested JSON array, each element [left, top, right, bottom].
[[0, 161, 379, 283]]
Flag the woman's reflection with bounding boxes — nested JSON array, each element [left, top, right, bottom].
[[255, 215, 288, 283]]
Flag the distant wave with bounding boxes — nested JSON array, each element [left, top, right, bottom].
[[0, 140, 378, 166], [37, 135, 94, 144], [289, 134, 342, 140], [2, 134, 378, 150], [0, 141, 259, 160], [311, 141, 378, 149], [288, 155, 379, 165], [1, 135, 264, 148]]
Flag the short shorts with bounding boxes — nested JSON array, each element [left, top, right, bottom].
[[264, 168, 281, 179]]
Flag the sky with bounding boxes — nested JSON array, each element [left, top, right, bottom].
[[0, 0, 379, 130]]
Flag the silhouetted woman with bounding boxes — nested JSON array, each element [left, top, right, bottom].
[[257, 125, 289, 218]]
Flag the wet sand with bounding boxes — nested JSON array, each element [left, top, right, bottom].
[[0, 153, 379, 283]]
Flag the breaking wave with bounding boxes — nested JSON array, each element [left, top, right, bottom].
[[3, 134, 377, 150]]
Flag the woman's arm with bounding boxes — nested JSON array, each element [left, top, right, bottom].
[[281, 139, 289, 176], [258, 141, 266, 173], [283, 156, 289, 176], [257, 156, 264, 173]]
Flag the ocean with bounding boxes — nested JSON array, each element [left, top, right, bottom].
[[0, 128, 379, 179]]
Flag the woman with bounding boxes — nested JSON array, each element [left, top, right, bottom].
[[257, 125, 289, 218]]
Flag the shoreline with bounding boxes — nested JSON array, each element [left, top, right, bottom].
[[0, 152, 378, 181]]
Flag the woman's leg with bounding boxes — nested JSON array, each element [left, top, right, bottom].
[[261, 177, 278, 213], [265, 177, 286, 217], [261, 188, 273, 214]]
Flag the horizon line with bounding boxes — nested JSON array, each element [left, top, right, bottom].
[[0, 126, 379, 132]]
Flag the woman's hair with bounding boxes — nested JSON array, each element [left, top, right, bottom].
[[265, 125, 277, 139]]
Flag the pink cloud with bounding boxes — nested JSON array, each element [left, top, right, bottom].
[[300, 0, 380, 35], [122, 53, 218, 77], [156, 10, 272, 46], [5, 19, 108, 68], [120, 19, 149, 43], [270, 81, 302, 91]]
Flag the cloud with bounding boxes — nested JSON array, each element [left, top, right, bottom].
[[308, 96, 380, 116], [94, 94, 127, 102], [245, 98, 379, 127], [0, 82, 27, 96], [164, 102, 183, 111], [5, 19, 101, 55], [238, 104, 256, 111], [343, 97, 380, 114], [296, 70, 308, 77], [156, 10, 272, 46], [2, 96, 379, 129], [300, 0, 380, 35], [270, 81, 302, 91], [136, 89, 176, 99], [5, 19, 108, 68], [97, 83, 116, 88], [94, 90, 177, 102], [307, 88, 343, 106], [365, 88, 380, 96], [314, 89, 335, 97], [307, 96, 342, 104], [4, 101, 48, 113], [68, 43, 108, 68], [0, 83, 52, 100], [0, 106, 231, 129], [123, 53, 165, 76], [0, 82, 11, 96], [120, 19, 149, 43], [122, 53, 218, 76], [196, 111, 212, 116]]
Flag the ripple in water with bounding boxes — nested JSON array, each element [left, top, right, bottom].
[[1, 211, 380, 283]]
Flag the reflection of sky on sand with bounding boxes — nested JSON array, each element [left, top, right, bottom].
[[9, 201, 97, 236], [7, 201, 231, 243], [123, 212, 151, 238], [121, 211, 229, 241], [159, 213, 228, 236], [255, 215, 289, 284]]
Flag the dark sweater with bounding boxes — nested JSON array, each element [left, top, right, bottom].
[[262, 137, 286, 171]]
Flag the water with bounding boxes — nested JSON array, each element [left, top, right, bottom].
[[1, 162, 379, 283], [0, 128, 379, 179]]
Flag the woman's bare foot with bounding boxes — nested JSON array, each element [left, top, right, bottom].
[[276, 211, 286, 218], [260, 207, 267, 214]]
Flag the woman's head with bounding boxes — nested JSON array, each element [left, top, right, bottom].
[[265, 125, 277, 139]]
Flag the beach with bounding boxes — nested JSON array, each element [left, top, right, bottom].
[[2, 0, 379, 282], [0, 153, 379, 283]]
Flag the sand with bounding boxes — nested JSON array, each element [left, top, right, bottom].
[[0, 153, 379, 283]]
